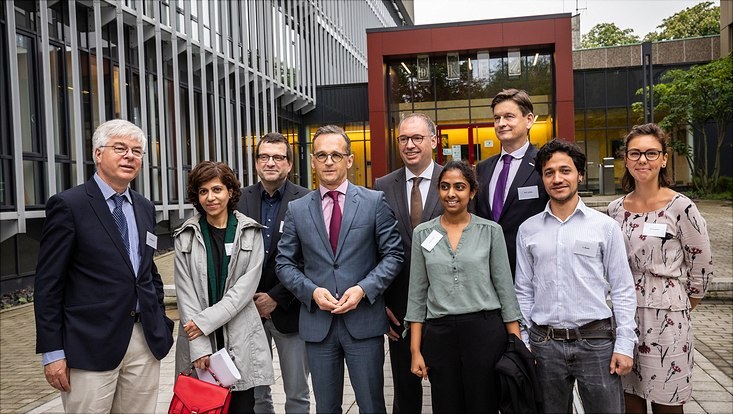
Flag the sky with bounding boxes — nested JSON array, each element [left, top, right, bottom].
[[414, 0, 720, 38]]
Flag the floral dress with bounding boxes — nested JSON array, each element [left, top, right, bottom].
[[607, 193, 713, 405]]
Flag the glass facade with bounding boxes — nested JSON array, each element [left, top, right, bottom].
[[387, 49, 555, 168]]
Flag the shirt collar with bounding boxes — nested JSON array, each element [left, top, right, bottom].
[[319, 180, 349, 199], [405, 162, 435, 182], [500, 140, 530, 160], [542, 197, 587, 223], [261, 181, 286, 199], [94, 172, 131, 203]]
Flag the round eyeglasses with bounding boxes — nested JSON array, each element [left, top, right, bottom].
[[313, 152, 349, 163], [626, 149, 663, 161], [100, 145, 145, 159], [396, 134, 432, 145]]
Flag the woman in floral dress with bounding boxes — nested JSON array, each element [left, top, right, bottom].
[[607, 123, 714, 414]]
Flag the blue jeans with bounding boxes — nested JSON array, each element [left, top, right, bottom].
[[529, 326, 624, 414]]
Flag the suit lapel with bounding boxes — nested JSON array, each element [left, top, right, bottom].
[[391, 169, 412, 239], [336, 184, 359, 258], [483, 156, 500, 218], [501, 144, 538, 218], [421, 162, 443, 223], [86, 180, 135, 275], [308, 191, 333, 257], [132, 191, 151, 276], [268, 181, 298, 261]]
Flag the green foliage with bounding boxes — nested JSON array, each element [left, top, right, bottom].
[[581, 23, 640, 48], [644, 1, 720, 41], [636, 55, 733, 195]]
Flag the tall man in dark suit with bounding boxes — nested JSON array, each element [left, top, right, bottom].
[[476, 89, 549, 276], [374, 113, 443, 413], [276, 125, 403, 414], [237, 132, 311, 414], [34, 119, 174, 413]]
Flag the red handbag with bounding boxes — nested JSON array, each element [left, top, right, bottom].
[[169, 370, 232, 414]]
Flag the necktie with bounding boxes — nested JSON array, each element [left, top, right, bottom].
[[327, 191, 341, 254], [112, 194, 130, 254], [410, 177, 423, 229], [492, 154, 513, 222]]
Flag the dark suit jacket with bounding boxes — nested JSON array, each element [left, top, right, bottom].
[[237, 180, 310, 334], [276, 182, 404, 343], [34, 178, 174, 371], [374, 163, 444, 323], [476, 144, 548, 276]]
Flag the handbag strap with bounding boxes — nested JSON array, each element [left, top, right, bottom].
[[180, 366, 226, 388]]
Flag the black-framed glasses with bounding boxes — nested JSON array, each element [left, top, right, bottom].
[[313, 152, 349, 163], [396, 134, 432, 145], [100, 145, 145, 159], [626, 149, 663, 161], [257, 154, 288, 163]]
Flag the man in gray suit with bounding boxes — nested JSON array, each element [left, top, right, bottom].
[[476, 89, 548, 277], [374, 113, 443, 413], [276, 125, 403, 414], [237, 132, 311, 414]]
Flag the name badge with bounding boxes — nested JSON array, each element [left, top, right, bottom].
[[225, 243, 233, 256], [279, 220, 285, 233], [642, 223, 667, 238], [421, 230, 443, 252], [517, 186, 539, 200], [145, 232, 158, 249], [573, 240, 597, 257]]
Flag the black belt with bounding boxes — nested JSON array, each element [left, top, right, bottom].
[[534, 318, 614, 340]]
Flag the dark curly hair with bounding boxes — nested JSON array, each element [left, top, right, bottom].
[[187, 161, 242, 215], [438, 160, 478, 194], [621, 123, 672, 192], [534, 139, 586, 176]]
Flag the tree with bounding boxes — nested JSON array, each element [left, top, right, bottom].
[[634, 55, 733, 194], [643, 1, 720, 41], [581, 23, 640, 48]]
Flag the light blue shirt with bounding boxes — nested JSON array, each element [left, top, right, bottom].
[[514, 198, 637, 357], [42, 174, 141, 366]]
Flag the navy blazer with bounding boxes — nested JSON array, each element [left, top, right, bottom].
[[275, 182, 404, 342], [476, 144, 548, 276], [237, 180, 310, 334], [374, 163, 444, 323], [34, 178, 174, 371]]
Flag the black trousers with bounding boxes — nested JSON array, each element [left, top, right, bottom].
[[422, 310, 507, 414], [388, 328, 424, 413], [229, 388, 255, 414]]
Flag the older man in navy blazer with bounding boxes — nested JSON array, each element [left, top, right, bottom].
[[276, 125, 403, 414], [34, 120, 174, 413]]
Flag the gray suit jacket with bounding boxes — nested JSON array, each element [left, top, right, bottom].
[[275, 182, 404, 342], [374, 162, 444, 322]]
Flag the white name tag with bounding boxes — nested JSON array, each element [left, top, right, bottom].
[[225, 243, 234, 256], [642, 223, 667, 237], [279, 220, 285, 233], [421, 230, 443, 252], [573, 240, 598, 257], [517, 186, 539, 200], [145, 232, 158, 249]]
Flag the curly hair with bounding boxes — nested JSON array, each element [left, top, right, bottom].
[[187, 161, 242, 215], [534, 139, 586, 176], [621, 123, 672, 192]]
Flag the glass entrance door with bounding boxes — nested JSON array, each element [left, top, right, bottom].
[[436, 123, 496, 166]]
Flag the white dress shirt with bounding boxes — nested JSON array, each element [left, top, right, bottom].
[[489, 141, 530, 210], [404, 162, 434, 214], [514, 198, 637, 357]]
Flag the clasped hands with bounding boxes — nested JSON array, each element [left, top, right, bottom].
[[312, 286, 364, 314]]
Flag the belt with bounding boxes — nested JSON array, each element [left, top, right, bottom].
[[534, 318, 614, 340]]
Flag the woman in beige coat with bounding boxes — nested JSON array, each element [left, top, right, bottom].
[[174, 161, 274, 413]]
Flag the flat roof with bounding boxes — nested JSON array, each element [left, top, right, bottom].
[[367, 12, 573, 33]]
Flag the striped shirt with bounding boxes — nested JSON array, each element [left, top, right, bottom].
[[514, 198, 637, 357]]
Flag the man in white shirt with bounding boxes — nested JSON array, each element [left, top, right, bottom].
[[514, 139, 636, 413]]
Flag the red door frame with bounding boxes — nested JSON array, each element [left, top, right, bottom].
[[436, 122, 494, 165]]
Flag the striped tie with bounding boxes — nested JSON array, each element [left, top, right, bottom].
[[112, 194, 130, 255]]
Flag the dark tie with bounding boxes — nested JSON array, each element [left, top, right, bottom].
[[492, 154, 513, 222], [112, 194, 130, 255], [410, 177, 423, 229], [327, 191, 341, 254]]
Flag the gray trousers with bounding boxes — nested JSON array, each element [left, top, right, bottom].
[[254, 319, 311, 414]]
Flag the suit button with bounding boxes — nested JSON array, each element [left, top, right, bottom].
[[130, 311, 136, 317], [334, 264, 339, 269]]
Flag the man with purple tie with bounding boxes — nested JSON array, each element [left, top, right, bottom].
[[476, 89, 548, 277]]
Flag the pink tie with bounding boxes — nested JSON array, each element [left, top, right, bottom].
[[327, 191, 341, 254]]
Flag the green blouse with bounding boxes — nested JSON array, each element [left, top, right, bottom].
[[404, 214, 522, 324]]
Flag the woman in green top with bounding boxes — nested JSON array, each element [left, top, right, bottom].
[[405, 160, 522, 413]]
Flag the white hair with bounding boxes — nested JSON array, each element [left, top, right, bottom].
[[92, 119, 146, 152]]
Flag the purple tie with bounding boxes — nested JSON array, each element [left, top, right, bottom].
[[327, 191, 342, 254], [492, 154, 513, 222]]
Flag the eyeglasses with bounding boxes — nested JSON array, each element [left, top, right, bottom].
[[626, 149, 663, 161], [313, 152, 349, 163], [397, 134, 432, 145], [100, 145, 145, 159], [257, 154, 288, 163]]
